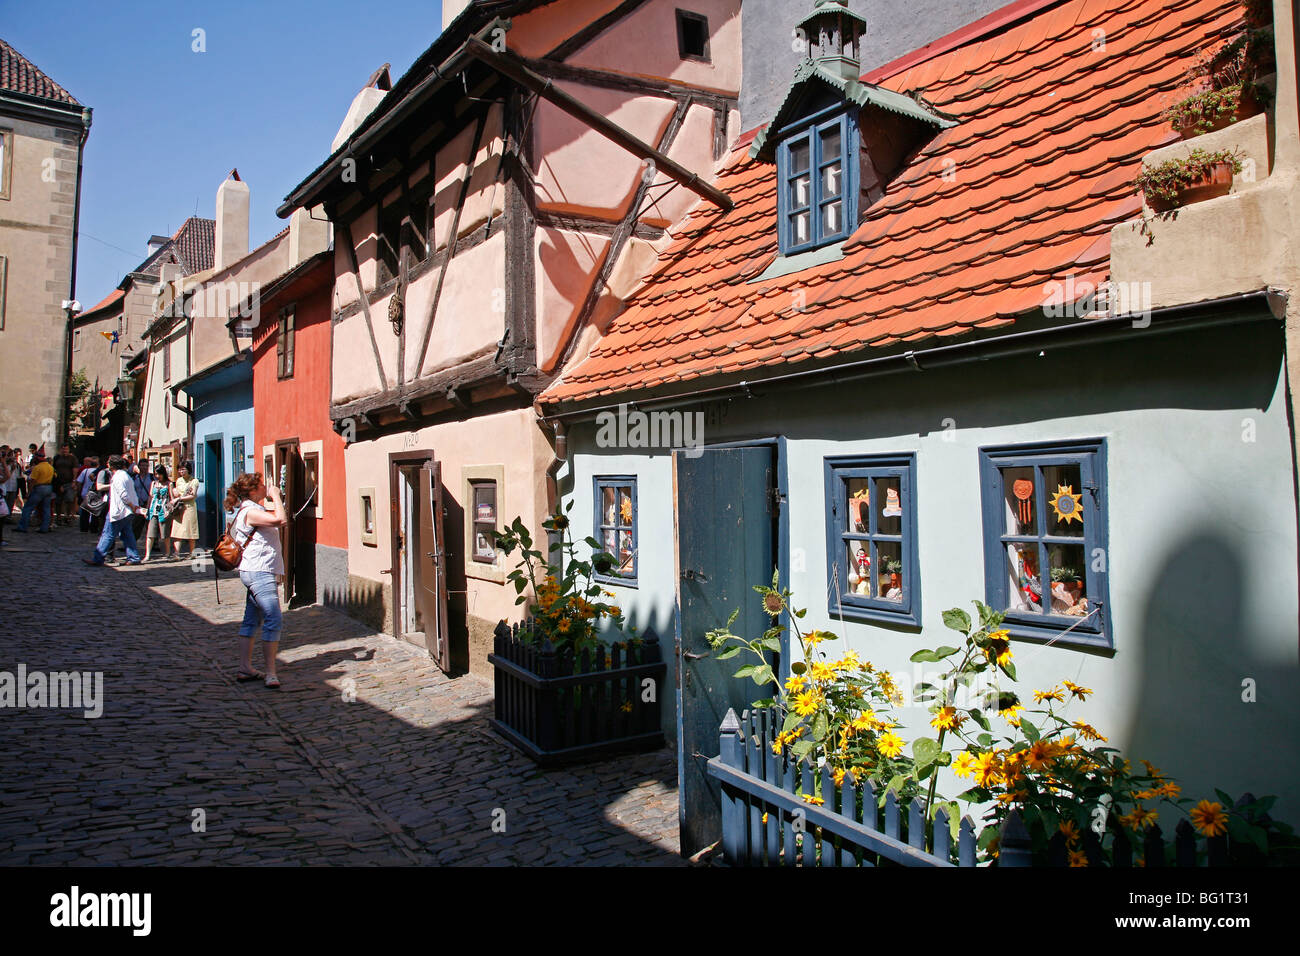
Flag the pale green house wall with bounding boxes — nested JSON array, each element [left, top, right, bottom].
[[559, 315, 1300, 821]]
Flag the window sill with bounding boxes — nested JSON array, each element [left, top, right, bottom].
[[829, 600, 919, 629], [466, 562, 506, 585], [1000, 619, 1113, 655], [752, 242, 845, 283]]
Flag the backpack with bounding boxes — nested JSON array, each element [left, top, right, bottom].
[[83, 469, 111, 515]]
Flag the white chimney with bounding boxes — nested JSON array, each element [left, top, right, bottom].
[[289, 205, 331, 267], [214, 169, 250, 270], [442, 0, 472, 28], [147, 234, 169, 256], [332, 66, 391, 153]]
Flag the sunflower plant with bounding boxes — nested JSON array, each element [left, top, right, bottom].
[[920, 601, 1298, 865], [493, 508, 627, 657], [705, 572, 921, 808]]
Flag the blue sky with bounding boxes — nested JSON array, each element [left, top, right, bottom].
[[4, 0, 444, 307]]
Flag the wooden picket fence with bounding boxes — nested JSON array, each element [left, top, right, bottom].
[[707, 708, 1250, 867], [488, 620, 665, 767]]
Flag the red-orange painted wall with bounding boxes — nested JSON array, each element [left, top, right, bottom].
[[251, 266, 347, 550]]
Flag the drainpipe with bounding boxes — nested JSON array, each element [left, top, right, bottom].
[[542, 414, 568, 557], [61, 106, 93, 447]]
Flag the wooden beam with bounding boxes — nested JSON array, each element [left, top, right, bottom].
[[464, 39, 733, 212], [544, 0, 650, 61], [520, 57, 735, 112], [446, 387, 470, 411], [338, 220, 389, 393]]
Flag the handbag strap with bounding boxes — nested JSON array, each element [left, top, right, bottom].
[[228, 501, 256, 546]]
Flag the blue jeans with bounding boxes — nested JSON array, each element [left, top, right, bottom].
[[238, 571, 282, 643], [92, 517, 140, 564], [17, 484, 54, 532]]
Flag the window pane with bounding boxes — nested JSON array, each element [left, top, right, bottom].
[[1047, 543, 1089, 617], [603, 528, 617, 556], [601, 485, 616, 527], [790, 173, 811, 209], [790, 211, 810, 244], [1044, 463, 1085, 537], [821, 161, 842, 198], [876, 540, 903, 602], [617, 487, 634, 530], [875, 476, 902, 536], [619, 530, 635, 573], [1005, 542, 1043, 614], [846, 478, 871, 533], [1001, 466, 1037, 536], [820, 125, 842, 162], [789, 140, 810, 175], [473, 522, 496, 560], [822, 199, 842, 235], [846, 542, 872, 596]]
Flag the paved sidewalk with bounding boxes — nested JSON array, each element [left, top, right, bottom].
[[0, 527, 683, 865]]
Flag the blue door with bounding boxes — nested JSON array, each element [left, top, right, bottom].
[[674, 445, 778, 857], [203, 438, 223, 547]]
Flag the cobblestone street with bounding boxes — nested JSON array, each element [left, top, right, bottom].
[[0, 526, 683, 865]]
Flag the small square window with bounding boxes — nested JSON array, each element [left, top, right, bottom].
[[676, 10, 710, 62], [824, 454, 919, 626], [978, 439, 1110, 650], [470, 479, 498, 564], [594, 477, 637, 585], [358, 487, 378, 546]]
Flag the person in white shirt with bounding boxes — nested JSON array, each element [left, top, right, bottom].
[[83, 456, 145, 566], [225, 473, 288, 689]]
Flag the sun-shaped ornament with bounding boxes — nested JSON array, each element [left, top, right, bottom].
[[1049, 484, 1084, 525]]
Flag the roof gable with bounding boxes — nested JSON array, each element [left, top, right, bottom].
[[0, 38, 78, 105], [541, 0, 1239, 408]]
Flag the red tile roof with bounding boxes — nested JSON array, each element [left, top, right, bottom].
[[0, 38, 78, 104], [76, 289, 125, 320], [541, 0, 1239, 407]]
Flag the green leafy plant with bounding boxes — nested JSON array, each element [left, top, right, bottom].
[[1050, 566, 1081, 583], [705, 572, 922, 808], [492, 506, 628, 656], [1163, 84, 1250, 136], [1136, 148, 1243, 208], [881, 556, 904, 575]]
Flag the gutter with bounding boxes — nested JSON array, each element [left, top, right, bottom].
[[60, 106, 93, 446], [540, 290, 1277, 423]]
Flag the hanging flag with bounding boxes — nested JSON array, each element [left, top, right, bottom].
[[98, 330, 120, 345]]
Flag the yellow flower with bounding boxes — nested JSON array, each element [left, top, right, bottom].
[[834, 650, 861, 672], [557, 618, 572, 633], [1068, 849, 1088, 868], [784, 673, 807, 693], [985, 638, 1013, 667], [804, 630, 828, 648], [1189, 800, 1228, 837], [608, 605, 621, 617], [952, 752, 979, 779], [801, 794, 824, 806], [1033, 687, 1065, 704], [1155, 782, 1182, 799], [620, 700, 633, 713], [1024, 740, 1054, 771], [850, 712, 875, 733], [974, 752, 1004, 788], [1071, 721, 1107, 742], [1063, 680, 1092, 701], [832, 767, 846, 787], [999, 703, 1025, 725], [809, 661, 835, 683], [1141, 759, 1164, 781], [1118, 805, 1158, 831], [930, 706, 965, 732], [1059, 820, 1080, 845], [792, 691, 820, 717], [877, 732, 904, 758]]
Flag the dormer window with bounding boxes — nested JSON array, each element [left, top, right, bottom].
[[778, 106, 857, 255]]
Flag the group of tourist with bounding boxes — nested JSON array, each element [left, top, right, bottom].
[[2, 441, 287, 689]]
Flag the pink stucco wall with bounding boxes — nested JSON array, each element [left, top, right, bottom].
[[567, 0, 742, 95], [533, 84, 676, 220], [189, 232, 291, 375], [534, 227, 610, 373], [508, 0, 627, 58]]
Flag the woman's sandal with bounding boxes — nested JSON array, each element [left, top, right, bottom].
[[264, 675, 281, 690], [236, 670, 263, 682]]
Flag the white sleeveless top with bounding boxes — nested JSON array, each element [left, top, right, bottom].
[[234, 501, 284, 575]]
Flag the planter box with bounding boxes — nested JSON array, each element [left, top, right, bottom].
[[489, 620, 666, 766], [1174, 86, 1263, 140], [1145, 161, 1234, 213]]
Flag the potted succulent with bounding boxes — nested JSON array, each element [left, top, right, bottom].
[[1051, 566, 1083, 600], [883, 556, 903, 591], [1164, 83, 1261, 139], [1136, 148, 1243, 212]]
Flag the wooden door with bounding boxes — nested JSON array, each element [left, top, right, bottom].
[[419, 460, 450, 673], [674, 445, 779, 858], [276, 442, 298, 605]]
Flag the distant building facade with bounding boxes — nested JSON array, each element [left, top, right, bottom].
[[0, 38, 92, 451]]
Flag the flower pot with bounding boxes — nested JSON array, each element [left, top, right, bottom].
[[1175, 87, 1262, 139], [1146, 161, 1234, 212]]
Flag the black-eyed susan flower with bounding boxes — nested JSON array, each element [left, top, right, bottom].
[[1034, 687, 1065, 704], [877, 732, 904, 758], [1190, 800, 1228, 837], [930, 706, 965, 732], [952, 752, 978, 779], [1062, 680, 1092, 701]]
